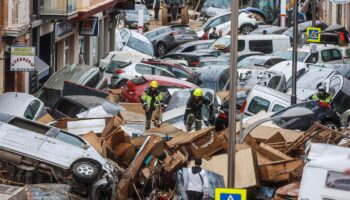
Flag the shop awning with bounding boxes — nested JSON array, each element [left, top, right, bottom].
[[35, 57, 50, 80]]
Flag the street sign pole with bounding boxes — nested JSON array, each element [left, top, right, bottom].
[[228, 0, 238, 188], [312, 0, 316, 26], [291, 0, 298, 105]]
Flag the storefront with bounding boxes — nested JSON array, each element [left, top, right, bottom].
[[54, 20, 78, 71]]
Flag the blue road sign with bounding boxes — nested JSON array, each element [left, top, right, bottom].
[[215, 188, 247, 200], [306, 27, 321, 43]]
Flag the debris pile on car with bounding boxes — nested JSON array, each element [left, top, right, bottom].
[[2, 102, 350, 200]]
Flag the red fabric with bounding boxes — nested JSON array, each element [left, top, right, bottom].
[[201, 33, 209, 40], [339, 32, 346, 41]]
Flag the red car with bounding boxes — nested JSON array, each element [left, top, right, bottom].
[[142, 59, 194, 80], [121, 75, 197, 103]]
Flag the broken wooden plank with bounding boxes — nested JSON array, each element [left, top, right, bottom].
[[234, 148, 260, 188], [259, 159, 303, 182], [117, 135, 164, 200], [257, 143, 293, 162]]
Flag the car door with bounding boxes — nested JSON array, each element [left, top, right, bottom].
[[217, 69, 230, 91]]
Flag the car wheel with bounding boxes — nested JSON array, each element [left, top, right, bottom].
[[116, 80, 128, 89], [157, 43, 166, 57], [323, 121, 339, 130], [72, 161, 100, 184], [240, 24, 254, 35]]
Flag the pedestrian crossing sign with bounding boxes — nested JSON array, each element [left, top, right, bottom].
[[215, 188, 247, 200], [306, 27, 321, 43]]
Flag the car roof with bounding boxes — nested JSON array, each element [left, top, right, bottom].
[[61, 95, 116, 109], [297, 44, 341, 52], [143, 75, 196, 87], [177, 40, 214, 47], [238, 34, 290, 40], [245, 55, 285, 61], [251, 85, 292, 103], [194, 66, 229, 80], [268, 61, 308, 78], [0, 92, 39, 116]]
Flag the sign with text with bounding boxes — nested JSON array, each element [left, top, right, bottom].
[[215, 188, 247, 200], [10, 47, 35, 71], [79, 17, 99, 36], [306, 27, 321, 43], [55, 20, 75, 40]]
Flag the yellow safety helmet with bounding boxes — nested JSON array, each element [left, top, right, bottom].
[[193, 88, 203, 97], [150, 80, 159, 88]]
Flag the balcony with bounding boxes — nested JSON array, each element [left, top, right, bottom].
[[76, 0, 117, 20], [4, 0, 31, 37], [40, 0, 78, 20]]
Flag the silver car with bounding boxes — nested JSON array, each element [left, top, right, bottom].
[[108, 61, 177, 88], [0, 92, 46, 120], [0, 112, 118, 199]]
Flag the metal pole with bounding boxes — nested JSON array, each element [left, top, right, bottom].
[[291, 0, 298, 105], [228, 0, 238, 188], [312, 0, 316, 26]]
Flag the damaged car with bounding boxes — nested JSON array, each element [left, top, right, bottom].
[[0, 112, 119, 199]]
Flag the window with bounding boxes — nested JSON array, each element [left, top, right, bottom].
[[222, 14, 231, 23], [238, 40, 245, 52], [249, 40, 273, 54], [172, 68, 189, 79], [55, 131, 86, 148], [345, 48, 350, 58], [266, 58, 285, 66], [105, 60, 130, 74], [272, 104, 285, 112], [321, 49, 342, 62], [136, 64, 153, 74], [305, 53, 319, 63], [196, 43, 211, 50], [206, 17, 222, 29], [24, 100, 42, 120], [158, 29, 167, 34], [153, 67, 175, 78], [120, 29, 130, 41], [329, 76, 342, 96], [267, 76, 281, 89], [55, 99, 87, 118], [248, 97, 270, 114], [183, 46, 196, 52], [127, 36, 154, 56], [326, 171, 350, 191], [9, 118, 50, 135], [85, 72, 100, 88], [218, 70, 230, 91]]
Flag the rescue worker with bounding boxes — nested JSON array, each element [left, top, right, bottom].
[[310, 83, 333, 104], [184, 158, 209, 200], [141, 80, 163, 130], [184, 88, 213, 132]]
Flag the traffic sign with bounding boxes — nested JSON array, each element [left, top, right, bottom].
[[215, 188, 247, 200], [306, 27, 321, 43]]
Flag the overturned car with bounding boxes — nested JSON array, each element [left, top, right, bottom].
[[0, 112, 118, 199]]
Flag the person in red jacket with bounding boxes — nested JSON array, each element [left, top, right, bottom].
[[201, 29, 209, 40]]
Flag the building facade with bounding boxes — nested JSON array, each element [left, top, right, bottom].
[[0, 0, 120, 94], [320, 1, 350, 31]]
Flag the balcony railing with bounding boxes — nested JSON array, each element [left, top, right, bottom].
[[40, 0, 77, 16]]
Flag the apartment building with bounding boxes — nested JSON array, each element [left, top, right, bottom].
[[320, 1, 350, 31], [1, 0, 122, 94]]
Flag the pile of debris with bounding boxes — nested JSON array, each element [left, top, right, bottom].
[[32, 107, 350, 199]]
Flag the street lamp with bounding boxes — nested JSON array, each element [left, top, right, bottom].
[[239, 107, 314, 144]]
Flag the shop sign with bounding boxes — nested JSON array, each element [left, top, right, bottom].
[[10, 47, 35, 71], [79, 17, 99, 36], [55, 20, 75, 40]]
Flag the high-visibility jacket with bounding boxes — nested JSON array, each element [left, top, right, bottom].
[[141, 88, 163, 109], [311, 92, 333, 104]]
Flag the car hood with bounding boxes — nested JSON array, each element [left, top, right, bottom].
[[201, 7, 229, 17], [286, 88, 317, 100]]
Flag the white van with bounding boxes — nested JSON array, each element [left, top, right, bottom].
[[210, 34, 291, 55], [241, 85, 296, 117], [299, 143, 350, 200]]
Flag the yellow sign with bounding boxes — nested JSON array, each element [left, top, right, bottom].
[[306, 27, 322, 43], [215, 188, 247, 200]]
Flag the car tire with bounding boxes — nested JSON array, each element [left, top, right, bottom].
[[322, 121, 339, 130], [181, 6, 189, 25], [240, 24, 254, 35], [156, 42, 167, 57], [71, 160, 101, 185], [116, 80, 128, 89]]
